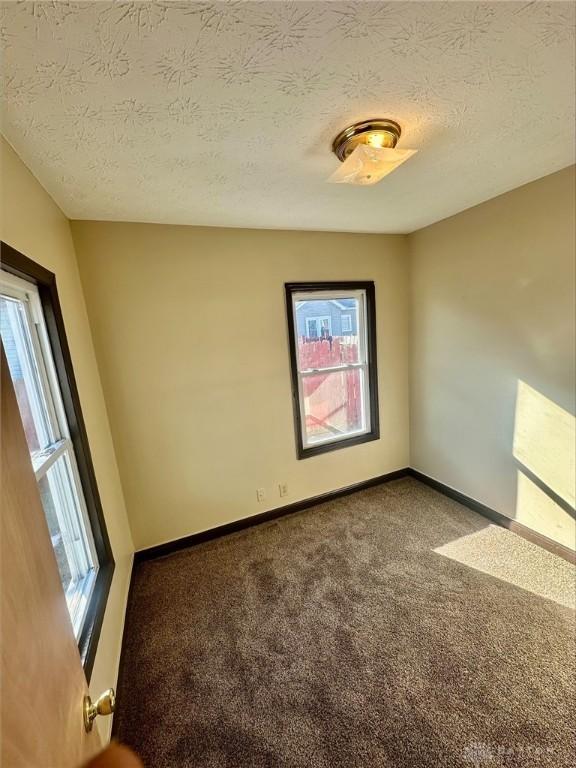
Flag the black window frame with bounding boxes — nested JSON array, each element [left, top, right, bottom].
[[1, 241, 114, 682], [285, 281, 380, 460]]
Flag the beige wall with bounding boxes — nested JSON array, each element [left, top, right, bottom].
[[409, 166, 576, 549], [4, 132, 573, 752], [0, 138, 134, 739], [71, 222, 410, 550]]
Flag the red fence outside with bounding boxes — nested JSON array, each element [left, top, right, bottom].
[[297, 337, 361, 438]]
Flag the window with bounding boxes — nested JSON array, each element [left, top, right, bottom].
[[285, 282, 379, 458], [0, 242, 113, 680], [1, 273, 97, 632], [306, 316, 332, 339], [341, 314, 352, 333]]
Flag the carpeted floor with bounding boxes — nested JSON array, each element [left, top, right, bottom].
[[114, 478, 576, 767]]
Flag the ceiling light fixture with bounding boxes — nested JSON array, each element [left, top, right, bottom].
[[328, 119, 417, 186]]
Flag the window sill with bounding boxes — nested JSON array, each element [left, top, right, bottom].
[[77, 561, 115, 682], [297, 428, 380, 459], [67, 567, 98, 638]]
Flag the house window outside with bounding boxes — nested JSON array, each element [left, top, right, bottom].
[[286, 282, 379, 458], [306, 316, 332, 339], [0, 270, 98, 638]]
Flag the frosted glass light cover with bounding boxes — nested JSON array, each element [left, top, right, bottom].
[[328, 145, 417, 186]]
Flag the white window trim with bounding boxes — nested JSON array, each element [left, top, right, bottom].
[[292, 289, 371, 450], [341, 313, 352, 333], [1, 270, 99, 636]]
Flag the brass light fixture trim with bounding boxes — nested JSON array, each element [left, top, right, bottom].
[[332, 119, 402, 162]]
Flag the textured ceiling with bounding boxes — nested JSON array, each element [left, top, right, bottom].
[[1, 1, 575, 233]]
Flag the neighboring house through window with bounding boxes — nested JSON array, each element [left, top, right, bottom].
[[306, 316, 332, 339], [285, 282, 379, 459]]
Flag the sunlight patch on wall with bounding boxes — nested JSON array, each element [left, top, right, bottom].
[[434, 525, 575, 609], [515, 470, 575, 551], [513, 380, 575, 508]]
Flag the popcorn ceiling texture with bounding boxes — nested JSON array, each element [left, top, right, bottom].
[[1, 1, 575, 232]]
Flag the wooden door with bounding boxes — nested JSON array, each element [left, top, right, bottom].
[[1, 345, 102, 767]]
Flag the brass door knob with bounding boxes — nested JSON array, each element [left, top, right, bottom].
[[83, 688, 116, 732]]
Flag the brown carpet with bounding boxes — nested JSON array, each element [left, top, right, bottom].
[[113, 478, 576, 767]]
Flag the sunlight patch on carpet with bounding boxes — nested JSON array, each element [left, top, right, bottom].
[[434, 524, 575, 609]]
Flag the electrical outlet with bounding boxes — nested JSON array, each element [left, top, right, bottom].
[[279, 482, 288, 498], [256, 488, 266, 502]]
